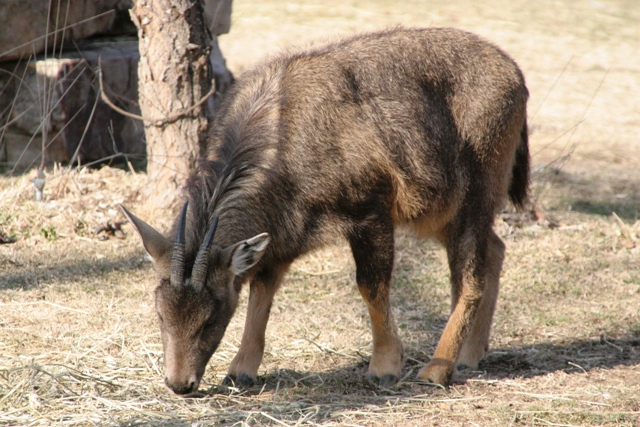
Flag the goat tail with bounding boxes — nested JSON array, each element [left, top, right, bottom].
[[508, 116, 530, 209]]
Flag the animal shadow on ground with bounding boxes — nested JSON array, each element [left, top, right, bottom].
[[209, 333, 640, 396], [134, 333, 636, 426]]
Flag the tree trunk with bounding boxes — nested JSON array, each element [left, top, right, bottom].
[[131, 0, 212, 211]]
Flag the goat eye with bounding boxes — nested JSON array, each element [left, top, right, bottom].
[[204, 314, 218, 328]]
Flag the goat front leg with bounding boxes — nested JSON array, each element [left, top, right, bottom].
[[349, 217, 404, 388], [224, 263, 290, 386]]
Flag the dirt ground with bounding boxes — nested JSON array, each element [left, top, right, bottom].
[[1, 0, 639, 426]]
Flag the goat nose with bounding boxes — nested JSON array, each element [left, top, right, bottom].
[[164, 377, 196, 395]]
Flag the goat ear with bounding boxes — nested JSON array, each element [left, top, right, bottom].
[[119, 205, 171, 262], [230, 233, 270, 275]]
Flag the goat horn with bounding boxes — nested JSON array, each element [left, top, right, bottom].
[[170, 201, 189, 286], [190, 216, 219, 290]]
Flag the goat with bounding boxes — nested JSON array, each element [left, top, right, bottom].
[[121, 26, 529, 395]]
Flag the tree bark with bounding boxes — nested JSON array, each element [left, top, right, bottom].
[[131, 0, 212, 211]]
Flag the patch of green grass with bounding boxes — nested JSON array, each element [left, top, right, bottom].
[[39, 225, 57, 241]]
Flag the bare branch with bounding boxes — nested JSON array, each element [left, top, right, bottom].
[[98, 61, 215, 126]]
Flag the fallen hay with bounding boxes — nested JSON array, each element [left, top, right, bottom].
[[1, 165, 639, 426], [0, 359, 467, 426]]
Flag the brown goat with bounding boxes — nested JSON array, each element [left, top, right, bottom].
[[121, 26, 529, 394]]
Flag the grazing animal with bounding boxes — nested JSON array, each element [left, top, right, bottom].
[[121, 26, 529, 395]]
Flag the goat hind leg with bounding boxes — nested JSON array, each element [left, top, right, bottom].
[[457, 230, 504, 370], [418, 228, 489, 386]]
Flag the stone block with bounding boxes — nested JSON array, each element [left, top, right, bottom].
[[0, 0, 135, 62], [0, 38, 144, 173]]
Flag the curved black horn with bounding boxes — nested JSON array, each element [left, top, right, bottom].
[[190, 216, 219, 290], [170, 201, 189, 286]]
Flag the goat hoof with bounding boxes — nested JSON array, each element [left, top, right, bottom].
[[222, 373, 255, 388], [366, 373, 399, 388], [222, 374, 235, 386], [236, 373, 255, 387], [418, 360, 454, 386], [379, 374, 399, 388]]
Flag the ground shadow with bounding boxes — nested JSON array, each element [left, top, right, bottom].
[[0, 248, 149, 291], [478, 334, 640, 379], [570, 198, 640, 221], [535, 167, 640, 221]]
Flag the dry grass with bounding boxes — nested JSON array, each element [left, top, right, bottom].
[[2, 0, 640, 426]]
